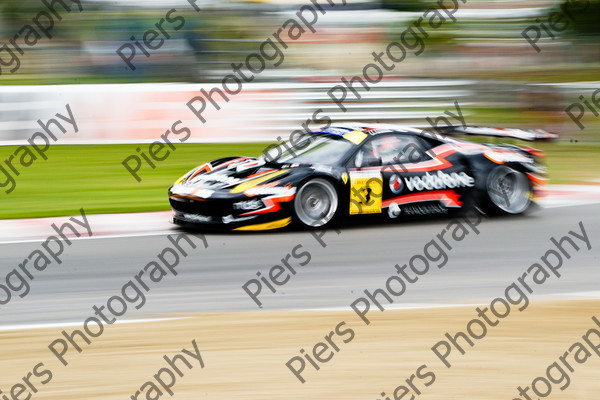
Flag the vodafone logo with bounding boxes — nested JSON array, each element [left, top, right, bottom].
[[405, 171, 474, 192], [389, 175, 403, 194]]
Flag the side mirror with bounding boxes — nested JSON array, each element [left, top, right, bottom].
[[365, 157, 382, 167]]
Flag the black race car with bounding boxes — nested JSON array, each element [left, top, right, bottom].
[[168, 124, 555, 231]]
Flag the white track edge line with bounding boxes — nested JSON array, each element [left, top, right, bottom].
[[0, 317, 189, 333]]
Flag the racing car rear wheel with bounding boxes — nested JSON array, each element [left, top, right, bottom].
[[485, 166, 531, 215], [294, 178, 339, 228]]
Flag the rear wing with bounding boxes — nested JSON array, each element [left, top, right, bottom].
[[434, 126, 558, 142]]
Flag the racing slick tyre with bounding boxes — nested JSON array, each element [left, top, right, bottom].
[[293, 178, 339, 228], [483, 165, 532, 215]]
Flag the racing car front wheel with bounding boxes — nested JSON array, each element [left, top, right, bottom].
[[484, 166, 532, 215], [294, 178, 339, 228]]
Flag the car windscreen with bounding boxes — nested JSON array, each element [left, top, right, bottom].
[[265, 135, 354, 165]]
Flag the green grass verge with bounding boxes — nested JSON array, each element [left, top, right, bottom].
[[0, 141, 597, 220], [535, 141, 600, 185], [0, 143, 268, 220]]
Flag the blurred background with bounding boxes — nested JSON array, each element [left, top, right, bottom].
[[1, 0, 599, 136], [0, 0, 598, 218], [2, 5, 600, 400]]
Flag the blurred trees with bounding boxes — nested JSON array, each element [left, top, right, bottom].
[[552, 0, 600, 37], [0, 0, 40, 31], [379, 0, 430, 12], [0, 0, 83, 40]]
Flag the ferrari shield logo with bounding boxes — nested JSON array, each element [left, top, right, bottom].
[[349, 172, 383, 215]]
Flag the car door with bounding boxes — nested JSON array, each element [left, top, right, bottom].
[[346, 133, 422, 216], [380, 133, 474, 217], [347, 132, 473, 218]]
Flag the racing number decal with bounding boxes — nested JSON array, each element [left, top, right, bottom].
[[349, 172, 383, 215]]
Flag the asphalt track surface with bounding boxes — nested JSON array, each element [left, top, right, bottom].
[[1, 203, 599, 327]]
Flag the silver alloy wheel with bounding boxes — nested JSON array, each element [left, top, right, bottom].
[[486, 166, 531, 214], [294, 178, 338, 227]]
